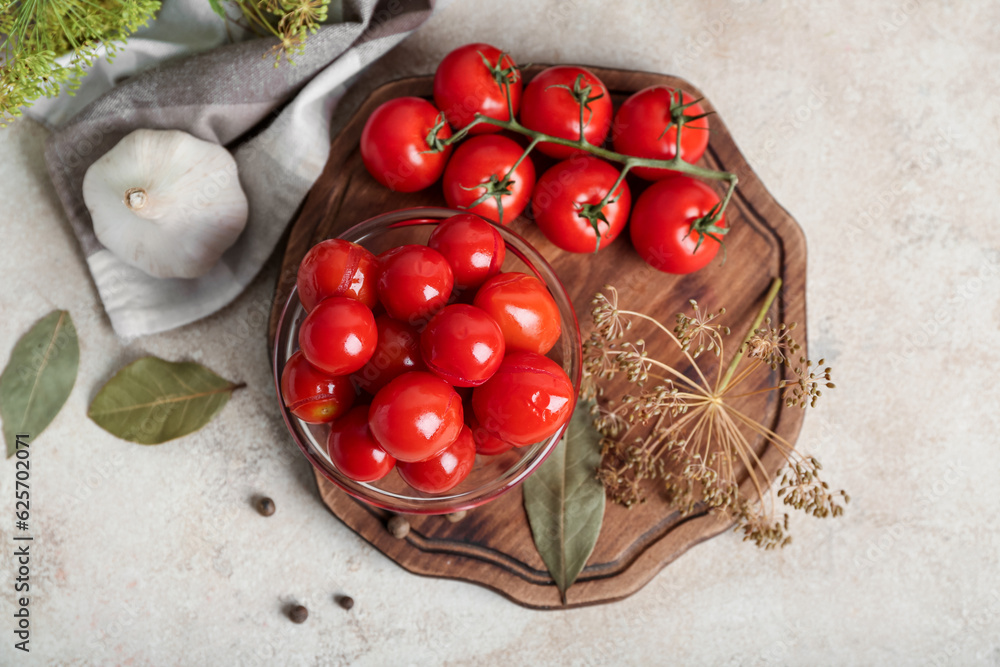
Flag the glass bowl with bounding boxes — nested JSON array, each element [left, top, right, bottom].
[[272, 207, 582, 514]]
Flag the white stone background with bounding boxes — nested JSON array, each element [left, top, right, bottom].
[[2, 0, 999, 664]]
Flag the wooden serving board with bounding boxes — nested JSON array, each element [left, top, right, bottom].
[[267, 67, 807, 609]]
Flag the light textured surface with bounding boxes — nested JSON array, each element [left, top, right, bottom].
[[2, 0, 999, 664]]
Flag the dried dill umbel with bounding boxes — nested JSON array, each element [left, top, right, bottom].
[[583, 277, 847, 549], [227, 0, 332, 64]]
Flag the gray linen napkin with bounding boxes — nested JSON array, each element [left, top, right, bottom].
[[43, 0, 436, 340]]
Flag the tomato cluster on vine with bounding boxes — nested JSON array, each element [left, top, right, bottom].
[[281, 214, 575, 494], [359, 43, 738, 275]]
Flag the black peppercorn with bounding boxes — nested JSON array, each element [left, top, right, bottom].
[[337, 595, 354, 611], [257, 497, 276, 516], [289, 605, 308, 623]]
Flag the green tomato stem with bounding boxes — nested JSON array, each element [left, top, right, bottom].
[[507, 135, 540, 177], [595, 161, 631, 210], [445, 114, 735, 183]]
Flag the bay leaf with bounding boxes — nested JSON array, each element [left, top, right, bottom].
[[523, 399, 606, 603], [88, 356, 243, 445], [1, 310, 79, 457]]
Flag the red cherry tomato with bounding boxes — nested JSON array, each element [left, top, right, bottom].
[[397, 425, 476, 494], [519, 66, 612, 159], [353, 316, 425, 395], [472, 352, 575, 447], [442, 135, 535, 226], [427, 213, 506, 289], [612, 86, 710, 181], [531, 156, 631, 254], [376, 245, 454, 325], [473, 272, 561, 355], [420, 304, 505, 387], [360, 97, 452, 192], [296, 239, 379, 312], [368, 372, 464, 463], [280, 350, 355, 424], [467, 411, 513, 455], [298, 296, 377, 375], [629, 175, 727, 275], [433, 43, 522, 135], [327, 405, 395, 482]]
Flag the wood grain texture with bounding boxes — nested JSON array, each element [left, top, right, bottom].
[[267, 67, 807, 610]]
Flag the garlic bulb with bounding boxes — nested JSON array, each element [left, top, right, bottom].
[[82, 129, 249, 280]]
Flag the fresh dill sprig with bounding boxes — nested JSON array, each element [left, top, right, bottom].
[[1, 0, 334, 124], [1, 0, 161, 125]]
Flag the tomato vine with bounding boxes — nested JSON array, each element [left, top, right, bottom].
[[433, 57, 738, 250]]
